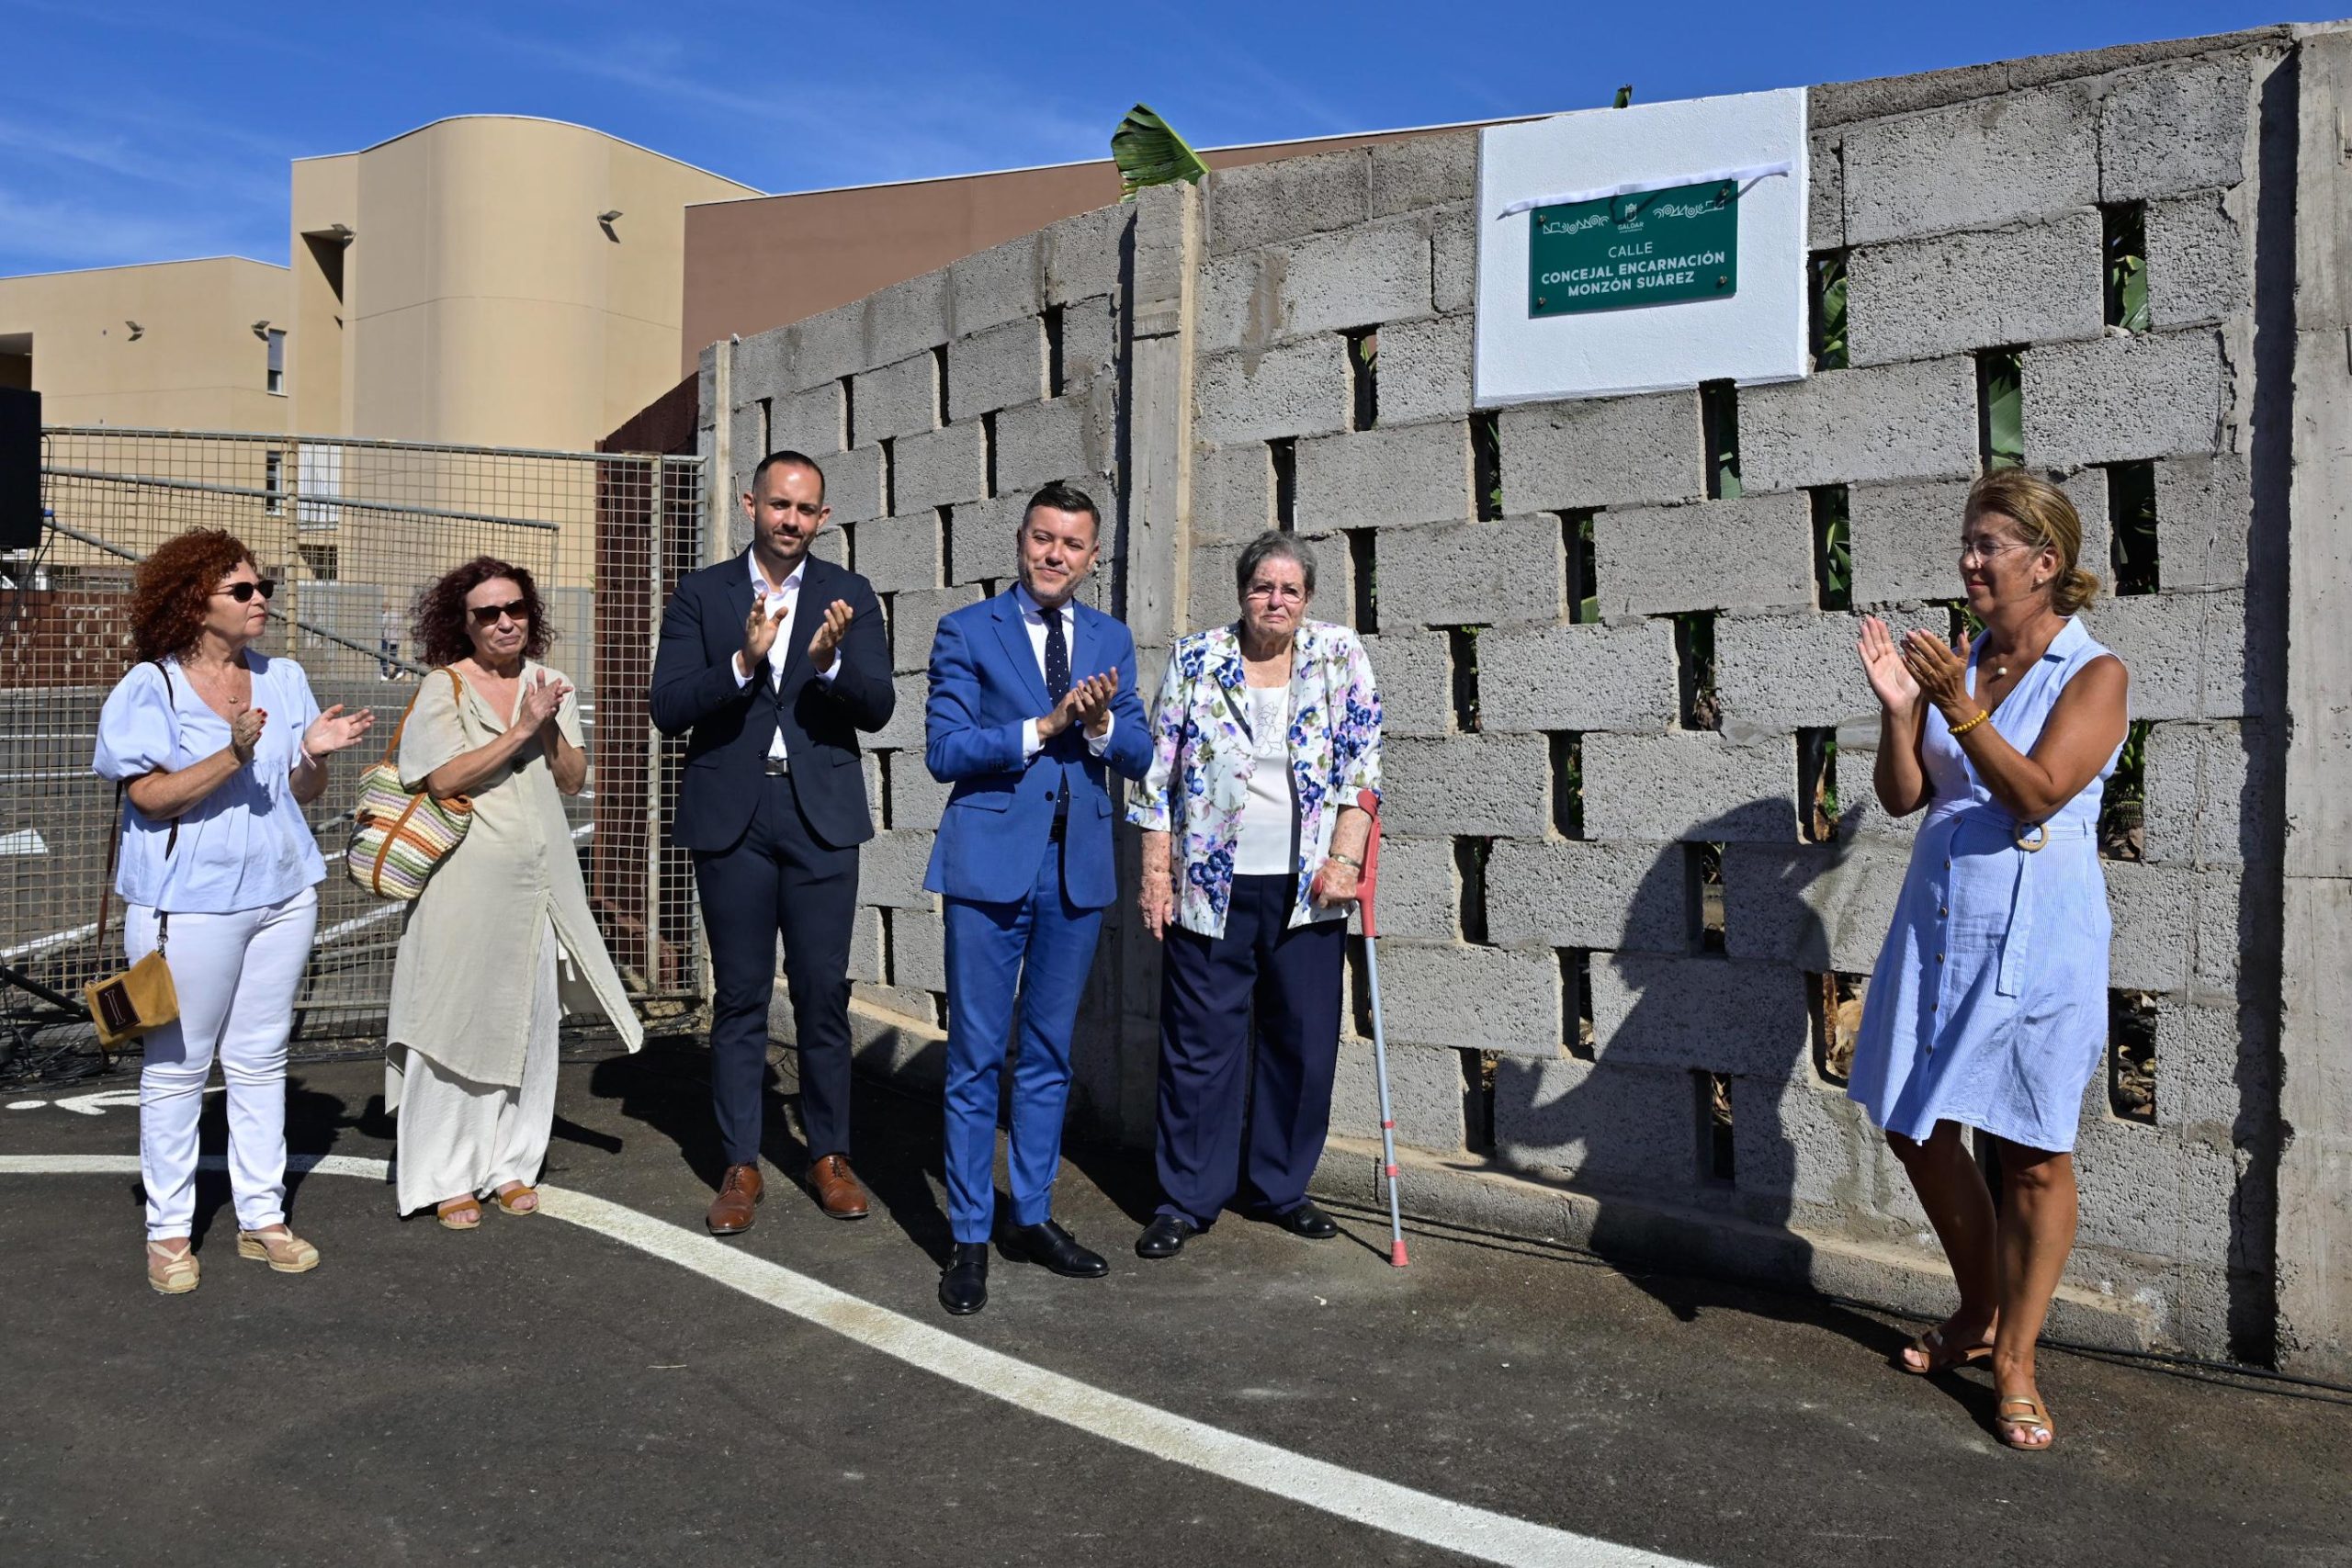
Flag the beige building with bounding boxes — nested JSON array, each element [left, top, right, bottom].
[[0, 257, 291, 432]]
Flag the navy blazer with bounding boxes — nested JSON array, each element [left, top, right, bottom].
[[922, 590, 1151, 908], [650, 550, 894, 852]]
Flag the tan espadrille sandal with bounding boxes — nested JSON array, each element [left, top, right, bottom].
[[492, 1183, 539, 1215], [146, 1239, 199, 1295], [435, 1196, 482, 1230], [235, 1225, 321, 1273]]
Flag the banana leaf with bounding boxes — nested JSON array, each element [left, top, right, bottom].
[[1112, 105, 1209, 200]]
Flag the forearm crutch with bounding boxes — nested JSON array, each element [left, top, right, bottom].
[[1351, 787, 1408, 1268]]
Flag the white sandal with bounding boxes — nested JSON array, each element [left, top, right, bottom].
[[146, 1239, 199, 1295]]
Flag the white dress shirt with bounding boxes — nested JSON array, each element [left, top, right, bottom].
[[730, 555, 839, 763], [1013, 581, 1114, 761]]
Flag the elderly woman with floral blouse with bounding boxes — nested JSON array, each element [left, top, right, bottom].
[[1129, 531, 1382, 1259]]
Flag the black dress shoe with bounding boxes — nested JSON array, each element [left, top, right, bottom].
[[938, 1242, 989, 1315], [1135, 1213, 1197, 1259], [1273, 1201, 1339, 1240], [1001, 1219, 1109, 1279]]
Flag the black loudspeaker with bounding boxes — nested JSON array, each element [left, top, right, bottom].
[[0, 387, 38, 553]]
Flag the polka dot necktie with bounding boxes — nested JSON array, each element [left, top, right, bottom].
[[1043, 606, 1071, 705]]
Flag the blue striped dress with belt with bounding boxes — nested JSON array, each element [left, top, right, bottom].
[[1848, 615, 2124, 1154]]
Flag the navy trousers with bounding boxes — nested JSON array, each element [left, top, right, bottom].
[[941, 831, 1103, 1244], [1154, 873, 1346, 1229], [694, 772, 858, 1168]]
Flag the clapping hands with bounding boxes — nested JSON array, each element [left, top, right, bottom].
[[300, 704, 376, 761], [513, 669, 572, 733], [1040, 671, 1118, 740]]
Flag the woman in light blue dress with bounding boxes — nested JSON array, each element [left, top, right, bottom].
[[1849, 469, 2129, 1453]]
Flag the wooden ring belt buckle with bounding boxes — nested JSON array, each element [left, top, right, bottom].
[[2014, 822, 2049, 853]]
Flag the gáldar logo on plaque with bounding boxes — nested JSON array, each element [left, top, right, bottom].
[[1528, 179, 1739, 318]]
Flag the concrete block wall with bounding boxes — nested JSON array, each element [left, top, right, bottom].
[[693, 25, 2335, 1364]]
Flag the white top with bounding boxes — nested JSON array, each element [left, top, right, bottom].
[[729, 553, 838, 762], [1231, 684, 1295, 877], [93, 651, 328, 913], [1012, 581, 1114, 762]]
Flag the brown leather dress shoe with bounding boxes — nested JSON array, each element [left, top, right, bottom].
[[707, 1163, 763, 1235], [807, 1154, 870, 1220]]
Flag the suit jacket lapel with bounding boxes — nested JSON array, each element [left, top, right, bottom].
[[774, 556, 821, 693], [992, 590, 1053, 712], [724, 552, 759, 667], [1071, 599, 1101, 682]]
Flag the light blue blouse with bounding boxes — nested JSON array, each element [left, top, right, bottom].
[[92, 651, 329, 914]]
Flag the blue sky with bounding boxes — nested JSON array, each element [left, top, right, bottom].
[[0, 0, 2316, 276]]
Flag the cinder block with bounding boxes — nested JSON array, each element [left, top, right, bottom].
[[854, 513, 943, 592], [851, 982, 938, 1026], [1486, 838, 1687, 953], [948, 492, 1026, 585], [1581, 732, 1796, 843], [1714, 608, 1943, 731], [1204, 147, 1372, 256], [1736, 1075, 1932, 1232], [948, 232, 1043, 339], [731, 325, 792, 405], [2104, 859, 2247, 995], [994, 396, 1100, 491], [1476, 619, 1679, 735], [2143, 718, 2267, 864], [2072, 1115, 2239, 1268], [1721, 840, 1910, 974], [697, 342, 718, 424], [1193, 442, 1273, 544], [1846, 211, 2104, 367], [1058, 293, 1119, 388], [2100, 53, 2255, 202], [2083, 588, 2253, 721], [1376, 314, 1474, 425], [788, 299, 866, 393], [852, 352, 938, 445], [893, 421, 988, 513], [884, 744, 955, 829], [844, 905, 884, 984], [2019, 330, 2227, 469], [817, 446, 885, 525], [862, 828, 938, 908], [1741, 356, 1979, 491], [1332, 1038, 1465, 1153], [1380, 735, 1553, 837], [862, 270, 950, 369], [1185, 543, 1243, 634], [1368, 942, 1561, 1056], [1372, 130, 1476, 217], [1295, 421, 1472, 535], [869, 672, 930, 752], [1499, 391, 1706, 513], [1044, 204, 1128, 307], [890, 907, 949, 993], [947, 317, 1046, 422], [2154, 452, 2251, 591], [1193, 338, 1351, 445], [806, 527, 846, 567], [1840, 81, 2100, 246], [1278, 220, 1435, 344], [892, 583, 981, 673], [1493, 1055, 1700, 1201], [1363, 833, 1459, 942], [2146, 191, 2250, 330], [2151, 991, 2268, 1134], [1359, 630, 1453, 738], [1373, 516, 1562, 627], [1594, 493, 1814, 616], [728, 403, 763, 500], [1828, 719, 1919, 846], [1849, 479, 1971, 604], [1591, 953, 1812, 1077], [766, 381, 846, 457], [1808, 129, 1845, 251], [1430, 202, 1476, 314]]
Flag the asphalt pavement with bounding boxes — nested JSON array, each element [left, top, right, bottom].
[[3, 1040, 2346, 1568]]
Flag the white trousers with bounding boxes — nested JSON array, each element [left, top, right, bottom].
[[391, 917, 562, 1215], [128, 887, 319, 1241]]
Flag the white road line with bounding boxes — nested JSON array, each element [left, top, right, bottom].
[[0, 1152, 1702, 1568]]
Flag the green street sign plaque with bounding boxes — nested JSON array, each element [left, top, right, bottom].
[[1528, 179, 1740, 318]]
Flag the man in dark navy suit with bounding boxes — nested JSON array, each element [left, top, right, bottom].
[[650, 450, 894, 1236], [922, 481, 1152, 1315]]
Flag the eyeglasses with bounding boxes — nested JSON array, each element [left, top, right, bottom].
[[1958, 537, 2035, 568], [215, 580, 277, 603], [469, 599, 530, 627], [1244, 583, 1306, 604]]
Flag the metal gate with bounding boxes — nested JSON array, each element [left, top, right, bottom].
[[0, 426, 707, 1045]]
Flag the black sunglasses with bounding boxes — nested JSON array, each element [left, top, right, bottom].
[[469, 598, 530, 627], [217, 580, 277, 603]]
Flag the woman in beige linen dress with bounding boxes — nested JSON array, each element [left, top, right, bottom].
[[388, 558, 643, 1228]]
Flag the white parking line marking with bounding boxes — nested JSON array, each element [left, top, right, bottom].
[[0, 1152, 1702, 1568]]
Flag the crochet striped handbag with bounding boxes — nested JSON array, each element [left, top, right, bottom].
[[346, 669, 472, 900]]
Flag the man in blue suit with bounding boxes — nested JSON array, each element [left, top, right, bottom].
[[923, 481, 1151, 1315], [650, 450, 894, 1236]]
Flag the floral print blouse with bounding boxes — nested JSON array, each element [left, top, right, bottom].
[[1129, 619, 1383, 938]]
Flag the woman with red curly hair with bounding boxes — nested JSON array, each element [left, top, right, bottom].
[[385, 557, 641, 1230], [92, 529, 375, 1294]]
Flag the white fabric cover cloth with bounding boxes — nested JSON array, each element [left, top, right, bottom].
[[392, 915, 562, 1215], [1231, 686, 1295, 876], [128, 887, 319, 1240]]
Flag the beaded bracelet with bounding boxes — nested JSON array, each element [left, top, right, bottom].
[[1948, 709, 1991, 739]]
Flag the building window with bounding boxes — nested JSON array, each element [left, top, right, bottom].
[[266, 329, 286, 395], [264, 450, 284, 515]]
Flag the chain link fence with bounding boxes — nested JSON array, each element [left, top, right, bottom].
[[0, 427, 707, 1056]]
